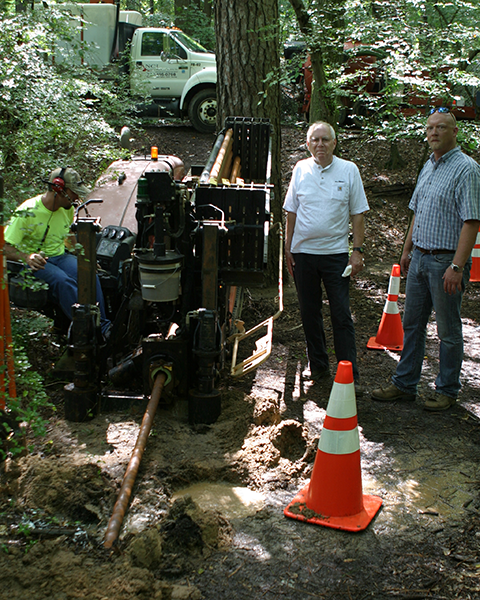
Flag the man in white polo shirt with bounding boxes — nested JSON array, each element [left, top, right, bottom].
[[283, 121, 369, 392]]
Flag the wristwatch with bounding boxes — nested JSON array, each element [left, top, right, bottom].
[[352, 246, 364, 253], [450, 263, 463, 273]]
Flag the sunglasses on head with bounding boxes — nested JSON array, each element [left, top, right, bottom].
[[428, 106, 457, 124]]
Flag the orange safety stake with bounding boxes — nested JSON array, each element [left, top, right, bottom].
[[284, 361, 382, 532], [0, 194, 16, 409], [367, 263, 404, 351], [469, 227, 480, 283]]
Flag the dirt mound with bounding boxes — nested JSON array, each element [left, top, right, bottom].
[[16, 456, 115, 522]]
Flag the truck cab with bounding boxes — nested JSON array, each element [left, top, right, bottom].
[[49, 4, 218, 133], [129, 28, 217, 133]]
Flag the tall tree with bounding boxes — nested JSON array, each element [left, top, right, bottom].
[[288, 0, 345, 126], [215, 0, 282, 278]]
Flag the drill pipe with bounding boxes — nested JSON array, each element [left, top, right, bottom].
[[230, 155, 241, 183], [199, 132, 225, 184], [219, 148, 233, 182], [209, 128, 233, 182], [104, 371, 167, 549]]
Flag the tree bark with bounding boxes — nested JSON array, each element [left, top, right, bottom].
[[385, 141, 406, 170], [215, 0, 282, 282], [288, 0, 342, 126]]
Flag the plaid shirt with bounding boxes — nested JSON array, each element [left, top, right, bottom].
[[410, 146, 480, 250]]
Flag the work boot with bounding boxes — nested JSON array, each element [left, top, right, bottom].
[[354, 381, 365, 398], [371, 383, 415, 403], [302, 367, 330, 382], [424, 394, 456, 411]]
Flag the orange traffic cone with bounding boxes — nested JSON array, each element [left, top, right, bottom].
[[367, 263, 403, 351], [469, 227, 480, 283], [284, 361, 382, 532]]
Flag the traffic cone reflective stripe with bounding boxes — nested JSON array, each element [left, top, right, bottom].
[[386, 267, 400, 298], [284, 361, 382, 532], [469, 229, 480, 282], [367, 263, 403, 351], [318, 421, 359, 451]]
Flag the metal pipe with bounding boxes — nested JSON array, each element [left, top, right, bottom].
[[209, 128, 233, 183], [199, 132, 225, 183], [104, 371, 167, 549], [230, 156, 241, 183]]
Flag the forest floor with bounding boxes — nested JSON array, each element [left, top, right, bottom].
[[0, 122, 479, 600]]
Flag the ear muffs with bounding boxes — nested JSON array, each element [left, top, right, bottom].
[[50, 167, 67, 194]]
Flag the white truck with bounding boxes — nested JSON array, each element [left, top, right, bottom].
[[54, 3, 217, 133]]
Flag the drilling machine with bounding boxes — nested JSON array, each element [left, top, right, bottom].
[[66, 117, 279, 425]]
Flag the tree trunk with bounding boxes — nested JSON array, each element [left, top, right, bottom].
[[203, 0, 212, 20], [385, 142, 406, 170], [288, 0, 343, 127], [215, 0, 282, 282]]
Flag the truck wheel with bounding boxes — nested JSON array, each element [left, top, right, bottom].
[[352, 100, 368, 128], [338, 106, 348, 127], [188, 89, 217, 133]]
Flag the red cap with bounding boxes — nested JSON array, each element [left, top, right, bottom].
[[392, 264, 401, 277]]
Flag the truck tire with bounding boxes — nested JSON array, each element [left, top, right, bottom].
[[352, 99, 368, 128], [188, 89, 217, 133]]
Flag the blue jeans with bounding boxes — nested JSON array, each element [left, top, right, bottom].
[[33, 252, 111, 335], [292, 252, 359, 381], [392, 249, 470, 398]]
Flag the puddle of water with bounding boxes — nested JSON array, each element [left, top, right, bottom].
[[173, 483, 265, 519]]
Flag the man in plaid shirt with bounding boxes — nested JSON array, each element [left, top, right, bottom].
[[372, 108, 480, 411]]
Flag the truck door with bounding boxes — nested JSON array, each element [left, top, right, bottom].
[[132, 30, 190, 98]]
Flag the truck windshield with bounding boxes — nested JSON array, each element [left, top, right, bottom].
[[172, 31, 210, 54]]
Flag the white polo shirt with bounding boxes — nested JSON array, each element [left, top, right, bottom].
[[283, 155, 369, 254]]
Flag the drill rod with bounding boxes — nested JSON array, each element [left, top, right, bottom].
[[104, 371, 167, 549]]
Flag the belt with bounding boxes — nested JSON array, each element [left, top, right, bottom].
[[415, 246, 454, 255]]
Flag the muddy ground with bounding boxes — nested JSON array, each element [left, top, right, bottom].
[[1, 123, 479, 600]]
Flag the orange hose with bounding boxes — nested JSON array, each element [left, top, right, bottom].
[[104, 371, 166, 549]]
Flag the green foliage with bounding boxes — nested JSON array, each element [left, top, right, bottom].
[[0, 7, 142, 463], [0, 9, 137, 205], [124, 0, 174, 19], [342, 1, 480, 112], [1, 315, 55, 461], [142, 10, 175, 28], [278, 0, 480, 140], [174, 3, 215, 51]]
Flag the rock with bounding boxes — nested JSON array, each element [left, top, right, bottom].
[[170, 584, 202, 600], [126, 528, 163, 569], [253, 397, 281, 426]]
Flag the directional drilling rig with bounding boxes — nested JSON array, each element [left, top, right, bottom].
[[64, 117, 280, 424]]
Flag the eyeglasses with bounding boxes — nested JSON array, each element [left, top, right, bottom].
[[429, 107, 457, 124]]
